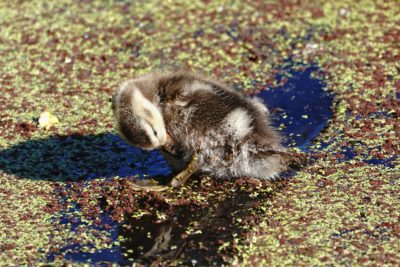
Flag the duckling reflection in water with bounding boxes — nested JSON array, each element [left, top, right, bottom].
[[111, 71, 293, 191]]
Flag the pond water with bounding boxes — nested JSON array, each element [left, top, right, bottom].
[[255, 67, 334, 150]]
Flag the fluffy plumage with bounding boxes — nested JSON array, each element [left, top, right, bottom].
[[112, 71, 290, 185]]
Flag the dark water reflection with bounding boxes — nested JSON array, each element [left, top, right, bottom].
[[117, 182, 281, 265]]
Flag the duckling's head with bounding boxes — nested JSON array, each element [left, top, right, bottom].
[[111, 80, 167, 150]]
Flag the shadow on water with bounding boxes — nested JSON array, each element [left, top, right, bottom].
[[0, 133, 170, 181], [0, 67, 334, 265]]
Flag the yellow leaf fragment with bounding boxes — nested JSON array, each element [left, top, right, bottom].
[[38, 111, 59, 130]]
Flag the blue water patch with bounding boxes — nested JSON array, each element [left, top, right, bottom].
[[365, 157, 395, 167], [47, 203, 127, 265], [255, 67, 334, 151], [339, 147, 357, 162]]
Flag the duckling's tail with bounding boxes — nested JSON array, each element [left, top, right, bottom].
[[248, 149, 305, 179]]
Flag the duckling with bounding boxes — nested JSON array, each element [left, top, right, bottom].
[[112, 71, 291, 190]]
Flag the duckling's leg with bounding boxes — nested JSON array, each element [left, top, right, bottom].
[[170, 155, 200, 187], [129, 155, 199, 191]]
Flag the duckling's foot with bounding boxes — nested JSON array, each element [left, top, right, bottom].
[[170, 155, 200, 187], [130, 180, 170, 192]]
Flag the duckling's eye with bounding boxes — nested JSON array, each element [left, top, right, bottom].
[[152, 128, 158, 137]]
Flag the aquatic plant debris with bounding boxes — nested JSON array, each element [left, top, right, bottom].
[[0, 0, 399, 266], [38, 111, 59, 130]]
